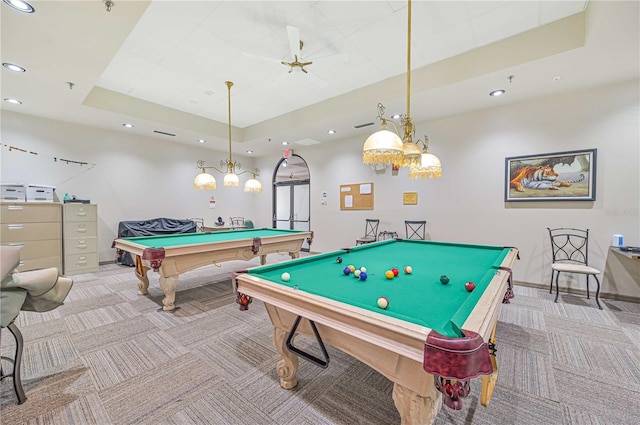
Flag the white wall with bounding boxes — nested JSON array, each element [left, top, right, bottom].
[[2, 79, 638, 297], [0, 112, 257, 262]]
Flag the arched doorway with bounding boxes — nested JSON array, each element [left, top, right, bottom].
[[273, 154, 311, 252]]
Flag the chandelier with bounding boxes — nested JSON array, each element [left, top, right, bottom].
[[362, 0, 442, 179], [194, 81, 262, 193]]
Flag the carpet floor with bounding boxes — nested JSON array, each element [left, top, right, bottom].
[[2, 254, 639, 424]]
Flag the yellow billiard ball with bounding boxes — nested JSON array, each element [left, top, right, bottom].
[[385, 270, 395, 279]]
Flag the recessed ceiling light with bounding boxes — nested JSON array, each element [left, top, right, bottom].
[[2, 62, 26, 72], [3, 0, 35, 13], [4, 97, 22, 104], [246, 150, 254, 154], [282, 141, 289, 145], [553, 76, 561, 82], [391, 114, 401, 119], [327, 130, 336, 135], [490, 89, 506, 97], [197, 139, 206, 144], [122, 123, 134, 128]]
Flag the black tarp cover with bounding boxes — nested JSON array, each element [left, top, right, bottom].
[[115, 218, 196, 266]]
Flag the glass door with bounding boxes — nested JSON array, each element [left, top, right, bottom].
[[273, 155, 311, 251]]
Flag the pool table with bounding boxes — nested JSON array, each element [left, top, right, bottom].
[[113, 228, 312, 311], [233, 239, 518, 425]]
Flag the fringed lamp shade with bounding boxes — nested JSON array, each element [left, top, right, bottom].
[[194, 171, 216, 190], [223, 172, 240, 187], [409, 151, 442, 179], [244, 177, 263, 193], [362, 128, 404, 166], [398, 141, 422, 167]]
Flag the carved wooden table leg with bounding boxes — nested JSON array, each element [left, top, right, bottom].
[[134, 257, 150, 295], [158, 275, 178, 311], [260, 255, 267, 265], [392, 381, 442, 425], [273, 327, 299, 389]]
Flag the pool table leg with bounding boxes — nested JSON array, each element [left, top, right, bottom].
[[260, 254, 267, 265], [392, 381, 442, 425], [158, 275, 178, 311], [134, 256, 150, 295], [273, 327, 299, 389], [481, 321, 499, 407]]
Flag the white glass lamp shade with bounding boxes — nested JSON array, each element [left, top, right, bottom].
[[223, 172, 240, 187], [194, 172, 216, 190], [244, 177, 263, 193], [409, 152, 442, 179], [362, 129, 404, 166]]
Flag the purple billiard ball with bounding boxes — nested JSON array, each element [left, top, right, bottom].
[[343, 267, 351, 275]]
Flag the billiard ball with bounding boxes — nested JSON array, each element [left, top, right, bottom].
[[359, 272, 367, 281], [440, 275, 450, 285], [360, 266, 367, 273], [392, 267, 400, 277], [354, 270, 361, 278], [336, 256, 343, 264], [385, 270, 395, 279], [343, 267, 351, 275], [404, 265, 413, 274], [377, 296, 389, 309], [465, 281, 476, 292], [348, 265, 356, 273], [281, 272, 291, 282]]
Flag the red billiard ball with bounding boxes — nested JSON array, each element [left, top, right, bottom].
[[465, 281, 476, 292], [392, 267, 399, 277]]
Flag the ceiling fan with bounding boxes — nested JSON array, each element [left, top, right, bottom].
[[244, 25, 347, 79]]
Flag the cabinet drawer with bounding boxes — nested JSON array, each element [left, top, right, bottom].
[[3, 239, 61, 260], [63, 221, 97, 238], [15, 256, 62, 274], [65, 252, 98, 274], [0, 203, 61, 223], [64, 236, 97, 255], [64, 204, 97, 222], [1, 222, 61, 242]]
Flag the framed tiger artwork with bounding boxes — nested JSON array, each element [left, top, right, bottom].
[[505, 149, 597, 202]]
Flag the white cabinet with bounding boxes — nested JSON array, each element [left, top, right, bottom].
[[63, 203, 99, 274]]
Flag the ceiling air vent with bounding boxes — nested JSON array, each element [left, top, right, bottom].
[[153, 130, 176, 137], [354, 122, 374, 129]]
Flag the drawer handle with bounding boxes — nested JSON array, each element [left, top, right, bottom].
[[77, 261, 87, 265], [77, 212, 86, 216], [76, 228, 87, 233], [8, 242, 24, 247], [77, 244, 87, 249], [8, 205, 24, 211], [8, 224, 24, 229]]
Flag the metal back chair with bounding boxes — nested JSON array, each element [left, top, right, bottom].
[[230, 217, 245, 228], [405, 220, 426, 240], [548, 227, 602, 309], [355, 219, 380, 245]]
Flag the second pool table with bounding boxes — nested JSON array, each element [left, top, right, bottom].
[[233, 239, 519, 425], [113, 228, 312, 311]]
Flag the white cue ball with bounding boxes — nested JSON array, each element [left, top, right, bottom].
[[377, 296, 389, 309], [360, 266, 367, 273], [281, 272, 291, 282], [354, 270, 361, 278]]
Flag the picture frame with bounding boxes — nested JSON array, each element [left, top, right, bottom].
[[403, 192, 418, 205], [505, 149, 597, 202]]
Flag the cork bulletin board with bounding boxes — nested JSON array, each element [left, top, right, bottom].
[[340, 182, 374, 210]]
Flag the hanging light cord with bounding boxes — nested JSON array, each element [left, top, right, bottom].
[[226, 81, 234, 171]]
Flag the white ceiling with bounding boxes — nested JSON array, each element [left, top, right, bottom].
[[1, 1, 638, 158]]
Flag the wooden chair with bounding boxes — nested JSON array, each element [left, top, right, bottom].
[[405, 220, 426, 240], [356, 219, 380, 245], [548, 227, 602, 309]]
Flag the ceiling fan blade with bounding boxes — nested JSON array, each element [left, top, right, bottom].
[[242, 51, 283, 65], [286, 25, 301, 59]]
